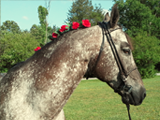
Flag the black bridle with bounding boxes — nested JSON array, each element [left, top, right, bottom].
[[96, 21, 137, 120]]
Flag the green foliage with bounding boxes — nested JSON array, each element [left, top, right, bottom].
[[0, 5, 53, 73], [52, 25, 58, 32], [131, 31, 160, 78], [38, 5, 48, 30], [90, 4, 105, 26], [30, 24, 55, 45], [38, 5, 50, 44], [0, 31, 40, 73], [1, 20, 21, 34], [114, 0, 160, 38], [151, 17, 160, 39], [114, 0, 152, 36], [47, 25, 57, 37], [30, 24, 45, 44], [66, 0, 104, 26], [140, 0, 160, 18]]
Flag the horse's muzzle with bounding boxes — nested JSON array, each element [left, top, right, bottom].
[[115, 84, 146, 106], [122, 87, 146, 106]]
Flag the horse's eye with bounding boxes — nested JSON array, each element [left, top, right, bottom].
[[123, 49, 130, 55]]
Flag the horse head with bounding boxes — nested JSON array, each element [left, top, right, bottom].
[[87, 4, 146, 106]]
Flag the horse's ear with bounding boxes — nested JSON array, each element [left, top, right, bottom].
[[104, 12, 110, 23], [110, 4, 119, 28]]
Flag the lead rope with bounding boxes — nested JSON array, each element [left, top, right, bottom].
[[126, 104, 132, 120], [126, 91, 132, 120], [124, 91, 132, 120]]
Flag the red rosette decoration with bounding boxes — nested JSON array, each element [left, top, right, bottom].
[[72, 22, 80, 29], [34, 46, 41, 51], [49, 20, 91, 41], [52, 32, 58, 38], [59, 25, 69, 32], [82, 19, 91, 27]]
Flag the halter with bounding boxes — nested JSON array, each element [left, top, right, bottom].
[[96, 21, 137, 120]]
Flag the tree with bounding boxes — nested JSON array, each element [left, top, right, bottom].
[[1, 20, 21, 34], [30, 24, 45, 44], [38, 5, 49, 44], [131, 31, 160, 78], [90, 4, 105, 25], [66, 0, 104, 26], [45, 0, 51, 44], [30, 24, 54, 44], [38, 5, 48, 29], [140, 0, 160, 18], [0, 32, 40, 72], [47, 25, 56, 37], [22, 29, 29, 33], [114, 0, 160, 38], [38, 4, 53, 44], [138, 0, 160, 39], [52, 25, 57, 32]]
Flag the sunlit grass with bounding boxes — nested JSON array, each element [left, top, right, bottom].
[[64, 76, 160, 120]]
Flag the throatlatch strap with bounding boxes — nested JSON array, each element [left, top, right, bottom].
[[86, 22, 105, 80], [94, 23, 105, 69]]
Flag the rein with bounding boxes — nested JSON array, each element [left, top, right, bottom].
[[97, 22, 134, 120]]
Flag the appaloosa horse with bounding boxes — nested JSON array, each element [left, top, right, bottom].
[[0, 4, 146, 120]]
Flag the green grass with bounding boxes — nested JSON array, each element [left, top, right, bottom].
[[64, 76, 160, 120]]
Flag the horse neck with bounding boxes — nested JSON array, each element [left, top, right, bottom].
[[0, 25, 102, 120], [30, 25, 102, 119]]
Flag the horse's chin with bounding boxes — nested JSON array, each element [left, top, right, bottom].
[[121, 92, 142, 106], [121, 97, 135, 106]]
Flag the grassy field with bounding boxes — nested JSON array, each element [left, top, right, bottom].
[[64, 76, 160, 120]]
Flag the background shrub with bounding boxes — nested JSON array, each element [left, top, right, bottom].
[[131, 31, 160, 78], [0, 31, 40, 73]]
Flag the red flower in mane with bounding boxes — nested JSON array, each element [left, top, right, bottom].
[[49, 19, 91, 41], [82, 19, 91, 27], [52, 32, 58, 38], [59, 25, 68, 32], [34, 46, 41, 51], [72, 22, 80, 29]]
